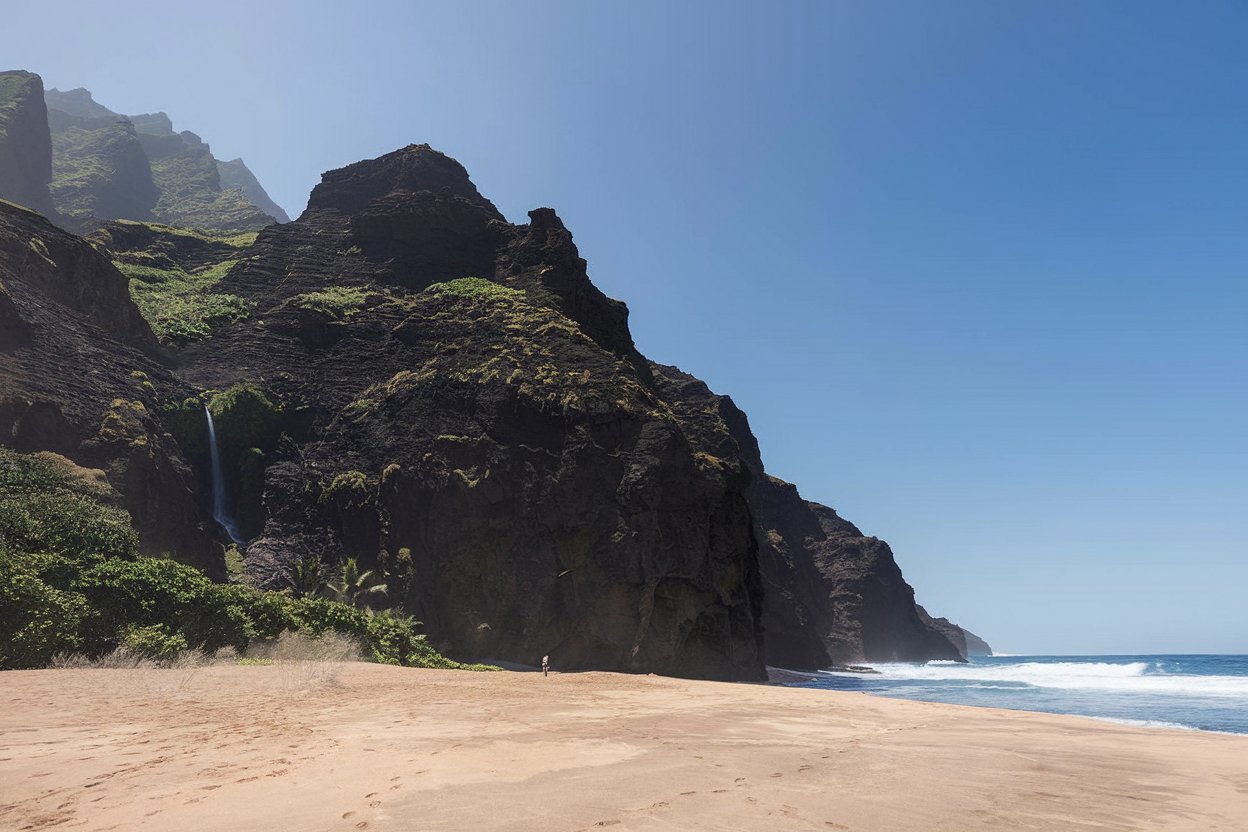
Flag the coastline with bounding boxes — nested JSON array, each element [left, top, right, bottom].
[[3, 664, 1247, 831]]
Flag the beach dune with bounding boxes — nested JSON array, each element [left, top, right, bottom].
[[2, 663, 1246, 831]]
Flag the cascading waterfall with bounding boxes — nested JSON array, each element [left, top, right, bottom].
[[204, 405, 245, 545]]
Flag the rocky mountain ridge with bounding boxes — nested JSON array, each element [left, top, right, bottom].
[[0, 103, 984, 677], [0, 75, 288, 232]]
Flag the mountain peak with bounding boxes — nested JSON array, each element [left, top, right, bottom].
[[44, 86, 115, 120], [306, 143, 501, 217]]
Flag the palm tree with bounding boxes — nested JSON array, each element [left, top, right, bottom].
[[289, 553, 326, 599], [325, 556, 389, 608]]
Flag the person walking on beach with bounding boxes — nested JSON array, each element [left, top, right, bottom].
[[542, 655, 550, 677]]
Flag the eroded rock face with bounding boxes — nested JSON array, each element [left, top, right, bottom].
[[173, 144, 765, 679], [0, 200, 220, 574], [0, 71, 56, 218], [4, 134, 983, 679], [651, 363, 965, 668], [47, 110, 159, 222]]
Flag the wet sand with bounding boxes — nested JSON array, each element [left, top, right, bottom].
[[2, 663, 1246, 831]]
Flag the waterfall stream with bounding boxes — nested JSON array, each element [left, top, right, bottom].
[[204, 406, 245, 545]]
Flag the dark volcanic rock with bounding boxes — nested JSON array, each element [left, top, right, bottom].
[[173, 144, 765, 680], [917, 606, 993, 658], [963, 628, 992, 657], [651, 363, 965, 669], [0, 200, 220, 574], [0, 71, 56, 218]]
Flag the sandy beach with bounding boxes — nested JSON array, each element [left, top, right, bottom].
[[2, 663, 1246, 831]]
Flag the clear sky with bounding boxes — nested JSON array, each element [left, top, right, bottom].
[[8, 1, 1246, 654]]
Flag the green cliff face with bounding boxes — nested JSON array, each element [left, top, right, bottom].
[[0, 70, 55, 218], [42, 85, 285, 232]]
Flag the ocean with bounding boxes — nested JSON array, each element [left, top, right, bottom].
[[780, 654, 1248, 734]]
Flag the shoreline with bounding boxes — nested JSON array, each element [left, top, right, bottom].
[[3, 663, 1247, 831]]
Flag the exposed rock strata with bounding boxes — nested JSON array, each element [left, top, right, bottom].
[[173, 145, 764, 679]]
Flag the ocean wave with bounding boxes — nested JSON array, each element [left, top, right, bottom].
[[821, 661, 1248, 698], [1091, 716, 1199, 731]]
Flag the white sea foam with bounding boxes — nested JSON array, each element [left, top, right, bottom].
[[1091, 716, 1199, 731], [822, 661, 1248, 698]]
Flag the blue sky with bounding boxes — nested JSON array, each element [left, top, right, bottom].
[[9, 1, 1246, 654]]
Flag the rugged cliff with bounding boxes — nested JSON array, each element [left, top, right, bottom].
[[1, 131, 982, 677], [217, 158, 290, 223], [650, 364, 964, 668], [42, 84, 283, 232], [48, 109, 159, 222], [0, 199, 218, 574], [0, 71, 56, 218], [160, 144, 762, 679], [917, 606, 993, 658]]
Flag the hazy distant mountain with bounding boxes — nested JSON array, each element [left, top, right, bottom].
[[217, 157, 290, 223], [40, 84, 287, 231]]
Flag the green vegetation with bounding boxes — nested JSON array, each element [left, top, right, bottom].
[[426, 277, 524, 301], [144, 135, 274, 233], [207, 383, 283, 451], [110, 219, 259, 248], [325, 557, 388, 608], [294, 286, 371, 320], [0, 447, 488, 671], [0, 73, 36, 142], [119, 256, 251, 343]]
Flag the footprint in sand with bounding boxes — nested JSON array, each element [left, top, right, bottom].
[[798, 765, 813, 772], [593, 821, 621, 827], [342, 811, 355, 820], [680, 791, 697, 796], [770, 772, 783, 778]]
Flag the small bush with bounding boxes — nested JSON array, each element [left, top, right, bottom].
[[294, 286, 371, 320], [120, 624, 188, 663], [0, 551, 89, 669], [427, 277, 524, 302]]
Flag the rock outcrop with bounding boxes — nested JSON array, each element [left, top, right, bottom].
[[651, 364, 965, 669], [917, 606, 993, 658], [169, 144, 764, 679], [47, 109, 159, 222], [0, 199, 219, 574], [0, 71, 56, 218], [217, 158, 290, 223]]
